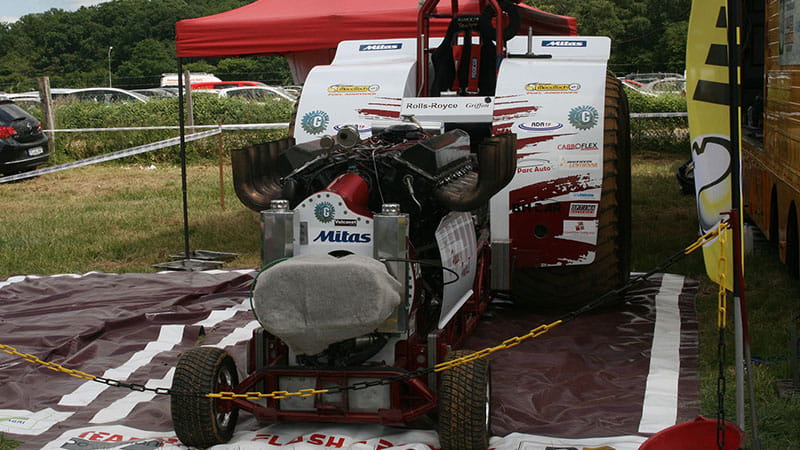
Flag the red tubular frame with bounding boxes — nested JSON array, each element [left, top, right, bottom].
[[230, 236, 492, 426], [228, 368, 436, 425]]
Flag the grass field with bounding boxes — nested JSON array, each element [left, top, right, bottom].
[[1, 152, 799, 448]]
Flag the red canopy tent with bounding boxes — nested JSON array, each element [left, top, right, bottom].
[[175, 0, 577, 82]]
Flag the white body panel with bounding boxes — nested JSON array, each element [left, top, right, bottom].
[[296, 35, 610, 269]]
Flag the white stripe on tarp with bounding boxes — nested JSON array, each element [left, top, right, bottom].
[[206, 320, 261, 349], [89, 368, 175, 424], [58, 325, 185, 407], [194, 297, 251, 328], [638, 273, 685, 433]]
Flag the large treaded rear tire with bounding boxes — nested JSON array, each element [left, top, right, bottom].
[[511, 75, 632, 310], [437, 350, 492, 450], [171, 347, 239, 448]]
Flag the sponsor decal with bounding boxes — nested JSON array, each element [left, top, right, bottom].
[[403, 101, 491, 111], [516, 165, 552, 173], [524, 83, 581, 93], [334, 218, 358, 226], [559, 219, 598, 244], [557, 142, 599, 150], [359, 43, 403, 51], [542, 40, 588, 47], [313, 230, 372, 243], [327, 84, 380, 94], [561, 158, 599, 169], [568, 105, 599, 130], [569, 202, 598, 218], [314, 201, 335, 223], [512, 202, 561, 214], [333, 124, 371, 134], [518, 121, 565, 132], [573, 192, 599, 200], [301, 110, 330, 135]]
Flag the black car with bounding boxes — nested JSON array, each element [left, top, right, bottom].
[[0, 97, 49, 175]]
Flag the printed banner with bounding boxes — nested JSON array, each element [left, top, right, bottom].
[[686, 0, 743, 290]]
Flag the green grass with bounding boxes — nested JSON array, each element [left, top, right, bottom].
[[1, 152, 799, 448]]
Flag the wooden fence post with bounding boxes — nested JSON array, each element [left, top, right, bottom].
[[37, 76, 56, 154]]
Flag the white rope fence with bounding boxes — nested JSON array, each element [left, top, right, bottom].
[[0, 128, 223, 184]]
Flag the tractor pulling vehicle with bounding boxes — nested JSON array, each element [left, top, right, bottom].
[[170, 0, 631, 448]]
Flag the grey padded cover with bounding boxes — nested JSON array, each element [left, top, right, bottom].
[[252, 253, 402, 355]]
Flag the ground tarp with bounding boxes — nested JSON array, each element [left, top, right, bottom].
[[0, 271, 698, 449]]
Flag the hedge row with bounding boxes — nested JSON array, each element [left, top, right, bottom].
[[24, 87, 687, 166], [626, 89, 689, 154], [26, 95, 293, 165]]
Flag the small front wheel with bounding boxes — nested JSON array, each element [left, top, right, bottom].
[[437, 349, 492, 449], [171, 347, 239, 448]]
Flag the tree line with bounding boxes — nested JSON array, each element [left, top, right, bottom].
[[0, 0, 689, 93]]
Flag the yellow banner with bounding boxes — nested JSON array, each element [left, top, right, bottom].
[[686, 0, 741, 290]]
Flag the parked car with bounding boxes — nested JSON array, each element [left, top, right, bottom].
[[646, 77, 686, 95], [191, 81, 266, 90], [65, 88, 148, 103], [132, 88, 178, 98], [0, 97, 49, 176], [161, 72, 220, 88], [217, 86, 296, 102]]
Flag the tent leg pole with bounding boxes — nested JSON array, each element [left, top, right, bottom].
[[177, 58, 191, 263]]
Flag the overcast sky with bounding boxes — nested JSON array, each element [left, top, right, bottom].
[[1, 0, 111, 23]]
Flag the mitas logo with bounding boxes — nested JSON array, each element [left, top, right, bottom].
[[542, 40, 587, 47], [359, 43, 403, 51], [313, 230, 371, 243]]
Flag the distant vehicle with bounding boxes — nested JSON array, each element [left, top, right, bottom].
[[0, 97, 49, 175], [65, 88, 149, 103], [5, 88, 79, 104], [191, 81, 266, 90], [161, 72, 221, 87], [622, 72, 684, 85], [646, 77, 686, 95], [216, 86, 296, 102], [282, 85, 302, 97], [619, 78, 657, 97], [132, 88, 178, 98]]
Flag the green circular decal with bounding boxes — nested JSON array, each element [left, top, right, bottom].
[[301, 110, 330, 135], [568, 105, 599, 130]]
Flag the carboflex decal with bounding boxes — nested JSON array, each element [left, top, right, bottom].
[[558, 142, 599, 151]]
